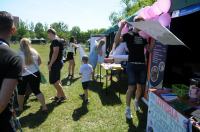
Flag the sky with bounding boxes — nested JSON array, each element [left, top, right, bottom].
[[1, 0, 123, 31]]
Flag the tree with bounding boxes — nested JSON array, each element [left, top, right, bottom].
[[50, 22, 68, 39], [17, 20, 29, 39], [121, 0, 132, 17], [29, 22, 35, 39], [11, 20, 29, 41], [34, 22, 45, 39], [70, 26, 81, 42], [109, 0, 156, 25], [109, 12, 122, 26]]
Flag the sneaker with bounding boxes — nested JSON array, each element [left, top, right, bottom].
[[125, 108, 132, 119], [134, 100, 140, 112], [66, 74, 71, 78], [71, 74, 74, 79], [56, 97, 66, 103], [83, 99, 89, 104], [79, 94, 85, 99]]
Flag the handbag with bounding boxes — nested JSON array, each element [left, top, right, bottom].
[[33, 56, 47, 84], [40, 71, 47, 84]]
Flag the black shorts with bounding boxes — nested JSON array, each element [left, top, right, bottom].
[[82, 81, 90, 90], [67, 52, 74, 60], [17, 71, 41, 95], [49, 62, 63, 84], [127, 62, 147, 85]]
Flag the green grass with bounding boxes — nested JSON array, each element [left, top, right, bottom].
[[11, 44, 147, 132]]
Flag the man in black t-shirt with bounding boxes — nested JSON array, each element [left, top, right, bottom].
[[47, 28, 66, 103], [0, 11, 22, 131], [114, 16, 150, 119]]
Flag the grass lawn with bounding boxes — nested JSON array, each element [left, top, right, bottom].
[[11, 44, 147, 132]]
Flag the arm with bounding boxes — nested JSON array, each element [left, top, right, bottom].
[[0, 79, 18, 113], [38, 55, 42, 66], [48, 47, 59, 71], [72, 43, 79, 48], [114, 20, 126, 44]]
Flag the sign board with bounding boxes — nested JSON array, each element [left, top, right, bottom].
[[146, 91, 190, 132], [130, 20, 186, 46]]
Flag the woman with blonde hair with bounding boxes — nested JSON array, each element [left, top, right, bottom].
[[17, 38, 47, 112]]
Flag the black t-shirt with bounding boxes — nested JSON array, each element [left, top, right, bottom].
[[123, 32, 147, 62], [0, 39, 22, 122], [49, 39, 64, 64]]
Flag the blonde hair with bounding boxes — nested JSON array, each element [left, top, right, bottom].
[[20, 38, 36, 65]]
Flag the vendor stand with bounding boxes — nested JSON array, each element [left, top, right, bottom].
[[146, 2, 200, 132], [103, 0, 200, 131]]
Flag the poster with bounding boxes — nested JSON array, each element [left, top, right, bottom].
[[146, 91, 190, 132], [148, 41, 167, 88]]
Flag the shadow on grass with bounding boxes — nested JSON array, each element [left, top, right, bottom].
[[72, 103, 88, 121], [125, 101, 148, 132], [19, 101, 59, 128], [135, 101, 148, 132], [61, 76, 81, 86], [109, 79, 128, 95], [89, 81, 122, 106], [126, 119, 137, 132]]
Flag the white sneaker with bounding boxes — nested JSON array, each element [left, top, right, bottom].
[[125, 108, 132, 119], [134, 100, 140, 112]]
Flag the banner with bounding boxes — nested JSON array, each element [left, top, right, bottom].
[[148, 41, 167, 88], [146, 91, 190, 132]]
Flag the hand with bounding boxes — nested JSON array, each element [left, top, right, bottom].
[[48, 64, 52, 71], [120, 20, 127, 29]]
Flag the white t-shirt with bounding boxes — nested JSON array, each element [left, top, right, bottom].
[[68, 42, 75, 53], [109, 42, 128, 63], [19, 49, 39, 76], [110, 42, 128, 56], [80, 63, 93, 82]]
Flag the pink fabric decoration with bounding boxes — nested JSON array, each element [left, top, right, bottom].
[[157, 0, 171, 13], [151, 2, 162, 16], [121, 24, 129, 35], [158, 13, 171, 27]]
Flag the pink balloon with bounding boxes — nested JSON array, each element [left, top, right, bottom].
[[151, 2, 162, 16], [152, 15, 159, 21], [147, 7, 157, 18], [139, 6, 151, 20], [139, 31, 150, 39], [143, 6, 152, 19], [157, 0, 171, 13], [121, 24, 129, 35], [158, 13, 171, 27]]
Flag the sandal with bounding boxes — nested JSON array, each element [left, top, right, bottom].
[[56, 97, 66, 103], [50, 96, 59, 101], [15, 107, 23, 112]]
